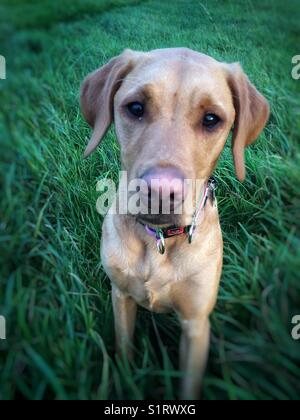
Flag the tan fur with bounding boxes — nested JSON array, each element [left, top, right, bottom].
[[80, 48, 269, 399]]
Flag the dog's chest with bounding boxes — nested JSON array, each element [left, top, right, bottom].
[[103, 240, 185, 313]]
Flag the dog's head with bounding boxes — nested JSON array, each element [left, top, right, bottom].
[[81, 48, 269, 225]]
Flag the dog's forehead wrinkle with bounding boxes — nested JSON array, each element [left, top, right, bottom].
[[149, 47, 218, 65], [130, 55, 187, 81], [120, 75, 146, 89], [190, 89, 228, 110], [125, 60, 224, 103]]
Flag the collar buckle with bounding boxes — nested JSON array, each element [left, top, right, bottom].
[[188, 176, 217, 244], [188, 225, 195, 244], [155, 228, 166, 254]]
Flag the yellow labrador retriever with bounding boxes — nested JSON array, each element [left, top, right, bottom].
[[80, 48, 269, 399]]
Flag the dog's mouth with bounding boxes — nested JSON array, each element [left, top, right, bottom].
[[136, 213, 181, 227], [126, 188, 186, 227]]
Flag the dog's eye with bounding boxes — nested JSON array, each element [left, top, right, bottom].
[[127, 102, 144, 118], [203, 113, 221, 129]]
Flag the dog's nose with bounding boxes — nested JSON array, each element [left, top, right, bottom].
[[140, 167, 186, 212]]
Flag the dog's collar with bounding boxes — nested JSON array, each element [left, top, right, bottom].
[[139, 176, 217, 254]]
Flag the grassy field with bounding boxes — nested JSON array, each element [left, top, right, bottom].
[[0, 0, 300, 400]]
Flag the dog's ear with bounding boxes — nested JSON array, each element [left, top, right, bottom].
[[80, 49, 136, 157], [224, 63, 270, 181]]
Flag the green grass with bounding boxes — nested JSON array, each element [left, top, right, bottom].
[[0, 0, 300, 400]]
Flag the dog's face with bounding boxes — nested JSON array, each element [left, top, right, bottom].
[[114, 50, 234, 183], [81, 48, 269, 225]]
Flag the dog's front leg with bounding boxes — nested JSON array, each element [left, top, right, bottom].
[[179, 317, 210, 400], [112, 285, 137, 361]]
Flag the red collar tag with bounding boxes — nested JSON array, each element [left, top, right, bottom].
[[166, 227, 185, 237]]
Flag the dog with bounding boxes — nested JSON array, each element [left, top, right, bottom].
[[80, 48, 269, 399]]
